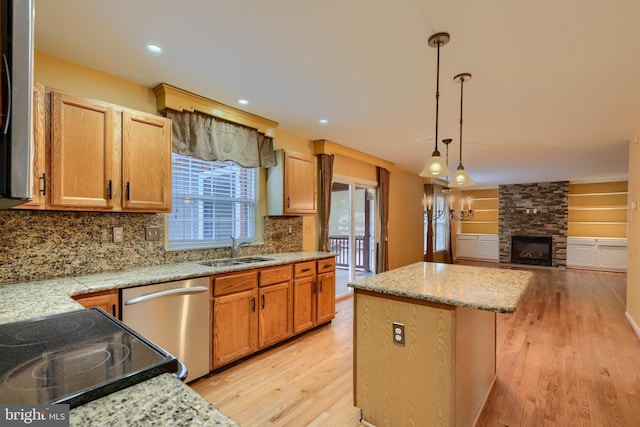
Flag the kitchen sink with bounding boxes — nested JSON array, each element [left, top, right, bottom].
[[199, 257, 273, 267], [234, 256, 273, 263]]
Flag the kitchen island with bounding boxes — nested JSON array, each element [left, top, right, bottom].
[[349, 262, 533, 427]]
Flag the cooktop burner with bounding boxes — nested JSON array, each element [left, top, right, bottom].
[[0, 308, 186, 408]]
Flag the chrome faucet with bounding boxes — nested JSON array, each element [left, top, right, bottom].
[[230, 236, 249, 258]]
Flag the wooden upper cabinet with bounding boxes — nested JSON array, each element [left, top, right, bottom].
[[122, 110, 172, 212], [50, 91, 117, 209], [267, 150, 317, 215], [38, 89, 171, 212]]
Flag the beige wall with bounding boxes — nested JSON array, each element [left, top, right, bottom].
[[34, 51, 157, 114], [389, 169, 425, 269], [627, 132, 640, 334]]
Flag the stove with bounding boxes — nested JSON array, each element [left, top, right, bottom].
[[0, 308, 186, 408]]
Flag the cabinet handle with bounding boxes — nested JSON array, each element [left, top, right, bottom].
[[319, 280, 323, 292], [261, 294, 265, 309], [323, 264, 332, 269], [251, 297, 256, 312], [111, 304, 116, 317], [286, 196, 290, 208], [39, 173, 46, 196], [313, 281, 316, 294], [301, 268, 311, 272], [126, 182, 131, 200], [107, 179, 112, 199]]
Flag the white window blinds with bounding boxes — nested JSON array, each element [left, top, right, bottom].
[[168, 153, 258, 250]]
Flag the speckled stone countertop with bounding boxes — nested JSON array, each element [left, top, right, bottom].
[[0, 251, 336, 426], [348, 262, 534, 313]]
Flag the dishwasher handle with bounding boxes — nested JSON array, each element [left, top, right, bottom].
[[124, 286, 209, 305]]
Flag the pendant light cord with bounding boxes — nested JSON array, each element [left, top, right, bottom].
[[434, 40, 442, 153], [458, 75, 464, 166]]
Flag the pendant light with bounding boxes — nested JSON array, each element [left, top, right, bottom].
[[420, 32, 451, 178], [449, 72, 474, 187]]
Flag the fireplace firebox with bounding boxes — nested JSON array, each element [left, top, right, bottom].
[[511, 236, 552, 266]]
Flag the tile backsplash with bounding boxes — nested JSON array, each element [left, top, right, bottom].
[[0, 210, 302, 284]]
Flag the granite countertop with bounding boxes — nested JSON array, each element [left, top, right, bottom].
[[348, 262, 534, 313], [0, 251, 336, 426]]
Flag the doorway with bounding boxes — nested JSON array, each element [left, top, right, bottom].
[[329, 176, 376, 297]]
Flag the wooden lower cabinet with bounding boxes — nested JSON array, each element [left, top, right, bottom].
[[293, 257, 336, 334], [293, 274, 316, 334], [211, 270, 258, 370], [258, 265, 293, 349], [317, 267, 336, 324], [72, 289, 119, 318], [212, 287, 258, 369], [259, 281, 293, 348], [211, 259, 334, 370]]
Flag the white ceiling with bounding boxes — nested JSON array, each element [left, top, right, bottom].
[[34, 0, 640, 187]]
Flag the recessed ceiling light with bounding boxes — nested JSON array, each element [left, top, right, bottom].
[[238, 99, 249, 106], [145, 43, 163, 55], [319, 119, 329, 125]]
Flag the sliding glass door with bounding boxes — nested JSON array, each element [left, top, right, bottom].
[[330, 176, 377, 297]]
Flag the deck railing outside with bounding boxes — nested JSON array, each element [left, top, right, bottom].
[[329, 236, 371, 271]]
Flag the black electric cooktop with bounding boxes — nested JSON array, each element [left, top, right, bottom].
[[0, 308, 186, 408]]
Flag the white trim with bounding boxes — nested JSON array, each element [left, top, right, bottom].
[[625, 311, 640, 341]]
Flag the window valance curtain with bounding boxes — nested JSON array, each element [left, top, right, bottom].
[[167, 110, 276, 168]]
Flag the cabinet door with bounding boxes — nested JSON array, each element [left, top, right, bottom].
[[122, 110, 172, 212], [72, 290, 119, 318], [293, 275, 316, 334], [317, 270, 336, 324], [259, 281, 293, 348], [50, 92, 117, 209], [567, 244, 597, 268], [457, 236, 478, 259], [597, 245, 627, 271], [284, 151, 317, 215], [14, 83, 47, 209], [212, 289, 258, 369]]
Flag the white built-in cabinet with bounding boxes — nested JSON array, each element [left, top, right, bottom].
[[566, 237, 627, 272], [456, 234, 499, 262]]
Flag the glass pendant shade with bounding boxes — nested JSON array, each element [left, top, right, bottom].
[[450, 165, 475, 187], [420, 150, 451, 177]]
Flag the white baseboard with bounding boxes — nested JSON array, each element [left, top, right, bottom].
[[625, 311, 640, 341]]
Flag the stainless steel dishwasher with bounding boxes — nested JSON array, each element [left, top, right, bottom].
[[121, 277, 210, 382]]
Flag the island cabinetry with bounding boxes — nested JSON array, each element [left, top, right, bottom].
[[354, 289, 496, 427], [72, 289, 119, 318], [258, 265, 293, 348], [267, 150, 317, 215], [211, 270, 259, 370], [293, 257, 336, 334]]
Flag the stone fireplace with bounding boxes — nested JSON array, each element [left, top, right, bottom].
[[499, 181, 568, 267]]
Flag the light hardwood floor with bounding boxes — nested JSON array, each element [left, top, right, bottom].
[[191, 268, 640, 426]]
